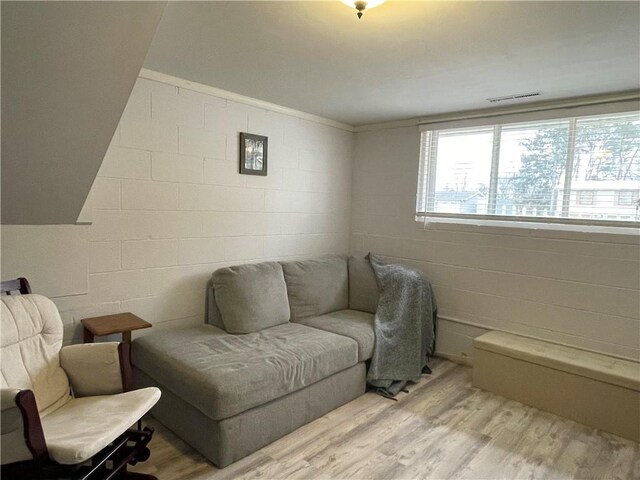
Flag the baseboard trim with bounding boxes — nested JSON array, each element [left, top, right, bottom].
[[435, 352, 473, 367]]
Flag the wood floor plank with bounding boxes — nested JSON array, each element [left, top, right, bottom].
[[398, 427, 490, 479], [454, 428, 524, 480], [490, 414, 559, 478], [130, 359, 640, 479], [606, 440, 640, 480], [304, 368, 471, 471]]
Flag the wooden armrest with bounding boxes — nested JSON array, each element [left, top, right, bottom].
[[118, 342, 133, 392], [1, 389, 48, 463]]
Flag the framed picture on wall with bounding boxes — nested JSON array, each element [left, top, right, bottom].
[[239, 133, 268, 176]]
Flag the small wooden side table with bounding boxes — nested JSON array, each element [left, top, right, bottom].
[[82, 312, 152, 343]]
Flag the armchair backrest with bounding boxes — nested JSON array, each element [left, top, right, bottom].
[[1, 294, 71, 416]]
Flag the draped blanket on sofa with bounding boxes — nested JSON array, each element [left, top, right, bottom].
[[366, 254, 437, 398]]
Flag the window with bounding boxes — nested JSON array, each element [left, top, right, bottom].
[[615, 190, 640, 206], [417, 111, 640, 225], [576, 191, 596, 206]]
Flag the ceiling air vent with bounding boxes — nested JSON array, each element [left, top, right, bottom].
[[487, 92, 541, 103]]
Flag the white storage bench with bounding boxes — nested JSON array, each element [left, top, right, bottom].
[[473, 331, 640, 442]]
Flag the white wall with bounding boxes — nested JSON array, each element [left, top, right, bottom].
[[351, 125, 640, 363], [4, 73, 637, 363], [1, 1, 167, 224], [1, 75, 353, 344], [1, 225, 90, 298]]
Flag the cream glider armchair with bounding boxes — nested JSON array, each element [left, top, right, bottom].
[[1, 279, 161, 479]]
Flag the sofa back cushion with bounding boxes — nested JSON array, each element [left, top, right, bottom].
[[348, 256, 379, 314], [205, 279, 226, 329], [1, 294, 71, 416], [212, 262, 290, 334], [281, 256, 348, 320]]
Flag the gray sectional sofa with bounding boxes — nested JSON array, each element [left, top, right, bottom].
[[132, 255, 379, 468]]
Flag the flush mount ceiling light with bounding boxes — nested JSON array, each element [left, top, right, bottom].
[[341, 0, 385, 19]]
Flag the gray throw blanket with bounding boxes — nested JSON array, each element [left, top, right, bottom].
[[367, 254, 437, 398]]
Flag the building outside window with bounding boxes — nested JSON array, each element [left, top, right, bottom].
[[576, 191, 596, 206]]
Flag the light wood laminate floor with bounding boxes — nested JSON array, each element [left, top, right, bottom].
[[130, 359, 639, 479]]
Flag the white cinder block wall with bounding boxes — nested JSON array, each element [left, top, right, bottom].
[[6, 75, 354, 343], [350, 126, 640, 363], [3, 74, 638, 365]]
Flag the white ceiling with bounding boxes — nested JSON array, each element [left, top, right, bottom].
[[144, 1, 640, 126]]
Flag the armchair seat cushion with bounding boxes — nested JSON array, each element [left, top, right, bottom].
[[41, 387, 160, 465]]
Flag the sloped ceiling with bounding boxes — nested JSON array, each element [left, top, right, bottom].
[[144, 1, 640, 125], [1, 1, 166, 225]]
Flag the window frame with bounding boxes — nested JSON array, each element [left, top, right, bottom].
[[416, 111, 640, 230]]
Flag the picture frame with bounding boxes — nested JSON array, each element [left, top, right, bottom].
[[239, 132, 268, 176]]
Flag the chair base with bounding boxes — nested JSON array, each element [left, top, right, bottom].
[[1, 426, 156, 480]]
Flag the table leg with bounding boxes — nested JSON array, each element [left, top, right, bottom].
[[84, 328, 95, 343]]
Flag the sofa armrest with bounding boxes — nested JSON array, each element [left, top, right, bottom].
[[60, 342, 133, 397], [1, 388, 48, 464]]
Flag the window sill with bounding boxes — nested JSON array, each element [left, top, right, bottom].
[[415, 213, 640, 236]]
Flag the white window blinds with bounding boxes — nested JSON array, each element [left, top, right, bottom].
[[416, 111, 640, 226]]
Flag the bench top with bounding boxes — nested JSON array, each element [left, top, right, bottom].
[[474, 331, 640, 392]]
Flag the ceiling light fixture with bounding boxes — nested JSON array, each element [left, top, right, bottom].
[[341, 0, 385, 19]]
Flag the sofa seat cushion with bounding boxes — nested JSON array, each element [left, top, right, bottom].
[[297, 309, 375, 362], [41, 387, 160, 465], [132, 323, 358, 421]]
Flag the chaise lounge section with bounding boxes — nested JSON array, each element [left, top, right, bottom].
[[132, 255, 378, 467]]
